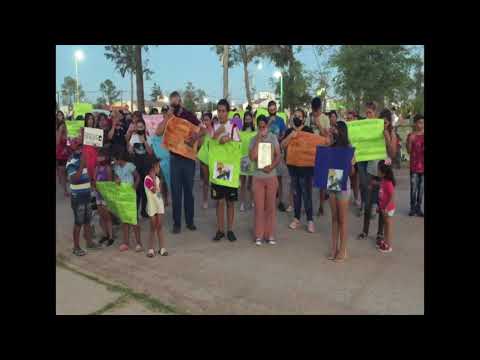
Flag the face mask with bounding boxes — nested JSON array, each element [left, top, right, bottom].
[[137, 129, 145, 135], [268, 110, 276, 117], [293, 117, 303, 128]]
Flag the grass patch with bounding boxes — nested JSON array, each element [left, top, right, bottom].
[[56, 257, 181, 315], [90, 294, 130, 315]]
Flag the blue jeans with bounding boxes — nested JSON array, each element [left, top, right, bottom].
[[410, 172, 424, 212], [292, 175, 313, 222], [170, 153, 196, 227], [357, 161, 369, 211]]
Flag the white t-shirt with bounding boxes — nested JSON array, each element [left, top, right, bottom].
[[213, 122, 241, 142], [130, 134, 152, 156]]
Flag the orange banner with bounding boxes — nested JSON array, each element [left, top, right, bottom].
[[286, 131, 329, 167], [162, 116, 200, 160]]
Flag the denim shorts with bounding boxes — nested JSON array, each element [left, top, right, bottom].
[[327, 190, 349, 201], [71, 197, 92, 225]]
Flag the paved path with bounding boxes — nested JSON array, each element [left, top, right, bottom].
[[56, 166, 424, 315]]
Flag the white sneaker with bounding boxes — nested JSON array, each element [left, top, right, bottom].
[[268, 239, 276, 245], [255, 239, 263, 246], [251, 202, 255, 208], [240, 203, 245, 212], [286, 205, 293, 212], [289, 218, 301, 230], [307, 221, 315, 233]]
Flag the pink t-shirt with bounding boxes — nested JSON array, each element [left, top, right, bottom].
[[379, 179, 395, 212]]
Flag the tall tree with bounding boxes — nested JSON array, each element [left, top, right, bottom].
[[99, 79, 121, 105], [212, 45, 265, 106], [104, 45, 154, 111], [61, 76, 85, 106], [150, 82, 163, 102], [135, 45, 145, 112], [222, 45, 229, 99], [329, 45, 418, 112]]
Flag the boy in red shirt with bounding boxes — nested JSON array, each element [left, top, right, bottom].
[[407, 114, 424, 217]]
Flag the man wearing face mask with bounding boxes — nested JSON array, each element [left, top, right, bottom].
[[156, 91, 201, 234], [281, 113, 330, 233]]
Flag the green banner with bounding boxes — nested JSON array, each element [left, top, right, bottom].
[[347, 119, 387, 162], [255, 108, 287, 125], [66, 120, 84, 138], [208, 140, 242, 188], [197, 136, 211, 165], [74, 103, 93, 118], [96, 181, 137, 225]]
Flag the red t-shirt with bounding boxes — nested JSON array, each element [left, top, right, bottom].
[[83, 145, 98, 179], [409, 133, 424, 173], [379, 179, 395, 212]]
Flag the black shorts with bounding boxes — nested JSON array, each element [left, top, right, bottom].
[[211, 183, 238, 202], [71, 197, 92, 226]]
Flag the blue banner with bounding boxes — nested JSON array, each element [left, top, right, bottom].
[[313, 147, 355, 191]]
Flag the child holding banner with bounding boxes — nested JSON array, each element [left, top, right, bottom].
[[326, 121, 354, 262], [357, 108, 397, 244], [113, 150, 143, 252], [377, 160, 396, 253], [92, 147, 114, 246], [239, 111, 256, 212], [144, 159, 168, 257], [249, 115, 282, 245], [211, 99, 241, 242], [66, 139, 103, 256]]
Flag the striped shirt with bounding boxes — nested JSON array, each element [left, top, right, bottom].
[[66, 152, 91, 201]]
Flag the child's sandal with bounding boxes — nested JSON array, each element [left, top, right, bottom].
[[357, 232, 367, 240]]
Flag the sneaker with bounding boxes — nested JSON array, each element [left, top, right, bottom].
[[285, 205, 293, 213], [278, 202, 286, 212], [409, 209, 416, 216], [255, 239, 263, 246], [213, 231, 225, 241], [240, 203, 245, 212], [99, 236, 109, 245], [159, 248, 169, 256], [227, 231, 237, 242], [268, 239, 276, 245], [106, 238, 115, 247], [307, 221, 315, 233], [172, 225, 181, 234], [378, 242, 392, 253], [416, 209, 424, 217], [186, 224, 197, 231], [289, 218, 301, 230], [73, 247, 86, 256], [135, 244, 144, 252]]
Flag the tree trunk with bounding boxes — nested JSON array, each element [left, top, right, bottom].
[[130, 72, 134, 111], [223, 45, 229, 99], [135, 45, 145, 113], [243, 60, 252, 106]]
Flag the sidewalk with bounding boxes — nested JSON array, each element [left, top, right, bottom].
[[56, 166, 424, 315], [56, 261, 174, 315]]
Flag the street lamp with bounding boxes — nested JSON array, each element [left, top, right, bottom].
[[74, 50, 85, 103], [273, 71, 283, 111]]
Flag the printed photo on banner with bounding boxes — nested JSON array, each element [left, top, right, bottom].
[[162, 116, 199, 160], [327, 169, 343, 191], [214, 161, 233, 181], [83, 127, 104, 147]]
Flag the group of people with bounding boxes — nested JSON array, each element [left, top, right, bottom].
[[56, 91, 424, 262]]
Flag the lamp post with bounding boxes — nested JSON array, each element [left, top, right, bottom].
[[74, 50, 84, 103], [273, 71, 283, 111]]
